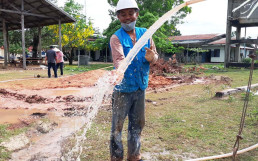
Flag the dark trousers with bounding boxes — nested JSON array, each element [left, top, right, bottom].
[[110, 90, 145, 161], [48, 63, 57, 78], [56, 62, 63, 75]]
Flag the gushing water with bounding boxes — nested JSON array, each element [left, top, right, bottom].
[[62, 72, 118, 160]]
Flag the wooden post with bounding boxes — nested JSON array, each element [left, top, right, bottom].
[[3, 18, 8, 68], [6, 26, 10, 63], [186, 43, 189, 64], [58, 19, 62, 51], [21, 0, 26, 69], [235, 26, 241, 62], [225, 0, 233, 68], [78, 48, 80, 67], [89, 50, 91, 61], [106, 47, 108, 62], [38, 27, 42, 61]]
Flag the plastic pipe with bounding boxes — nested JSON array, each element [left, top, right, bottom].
[[186, 143, 258, 161]]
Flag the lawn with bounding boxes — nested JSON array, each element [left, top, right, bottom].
[[81, 82, 257, 160], [0, 63, 257, 161], [63, 64, 258, 161]]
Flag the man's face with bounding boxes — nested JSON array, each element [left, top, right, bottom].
[[117, 8, 139, 24]]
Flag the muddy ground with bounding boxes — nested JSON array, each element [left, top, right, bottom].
[[0, 69, 231, 160]]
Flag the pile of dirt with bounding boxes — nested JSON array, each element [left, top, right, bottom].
[[0, 69, 107, 90], [148, 74, 173, 89]]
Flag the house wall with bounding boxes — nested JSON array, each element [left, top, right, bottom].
[[240, 48, 252, 58], [0, 48, 4, 57], [202, 46, 225, 63]]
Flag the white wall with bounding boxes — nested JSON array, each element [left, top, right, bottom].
[[0, 48, 4, 57], [240, 48, 252, 58], [202, 46, 225, 63]]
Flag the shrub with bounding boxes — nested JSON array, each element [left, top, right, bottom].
[[243, 58, 252, 63]]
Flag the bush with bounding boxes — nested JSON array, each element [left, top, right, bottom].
[[243, 58, 252, 63]]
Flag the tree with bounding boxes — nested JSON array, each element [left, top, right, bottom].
[[47, 0, 94, 65], [104, 0, 191, 54]]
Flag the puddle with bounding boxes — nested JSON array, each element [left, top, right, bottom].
[[0, 108, 45, 124], [11, 115, 87, 161]]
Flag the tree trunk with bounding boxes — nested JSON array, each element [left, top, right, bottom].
[[68, 48, 74, 65], [32, 34, 39, 59]]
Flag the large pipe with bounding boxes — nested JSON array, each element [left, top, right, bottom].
[[186, 143, 258, 161]]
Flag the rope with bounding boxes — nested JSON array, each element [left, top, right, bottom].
[[232, 38, 257, 161]]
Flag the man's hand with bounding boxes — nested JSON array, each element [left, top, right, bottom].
[[145, 47, 155, 63]]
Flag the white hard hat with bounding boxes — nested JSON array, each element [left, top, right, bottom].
[[116, 0, 139, 12]]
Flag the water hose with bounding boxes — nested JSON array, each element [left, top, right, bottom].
[[117, 0, 206, 74], [186, 143, 258, 161]]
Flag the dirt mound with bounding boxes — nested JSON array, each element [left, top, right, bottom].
[[148, 74, 173, 89], [0, 69, 107, 90]]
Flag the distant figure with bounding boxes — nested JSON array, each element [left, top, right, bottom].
[[54, 48, 64, 76], [41, 50, 46, 58], [45, 46, 57, 78], [10, 54, 17, 66]]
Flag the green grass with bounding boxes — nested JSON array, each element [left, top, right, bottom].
[[64, 64, 113, 74], [182, 64, 258, 88], [183, 63, 225, 69], [75, 67, 258, 160], [79, 86, 257, 160]]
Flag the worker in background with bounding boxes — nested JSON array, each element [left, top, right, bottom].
[[54, 48, 64, 76], [109, 0, 158, 160], [45, 45, 57, 78]]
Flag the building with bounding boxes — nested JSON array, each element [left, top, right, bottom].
[[170, 34, 254, 63], [225, 0, 258, 67]]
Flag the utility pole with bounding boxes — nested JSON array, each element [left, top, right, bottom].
[[85, 0, 87, 22]]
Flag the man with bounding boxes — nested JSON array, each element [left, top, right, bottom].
[[110, 0, 158, 160], [54, 48, 64, 76], [45, 45, 57, 78]]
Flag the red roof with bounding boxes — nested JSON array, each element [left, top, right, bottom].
[[209, 37, 236, 45], [169, 34, 221, 41], [209, 38, 226, 44]]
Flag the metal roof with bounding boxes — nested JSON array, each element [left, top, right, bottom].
[[0, 0, 76, 31], [170, 34, 226, 47], [169, 34, 222, 41]]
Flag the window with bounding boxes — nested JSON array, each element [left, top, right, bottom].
[[213, 49, 220, 57]]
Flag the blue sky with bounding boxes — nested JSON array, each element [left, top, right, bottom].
[[57, 0, 258, 38]]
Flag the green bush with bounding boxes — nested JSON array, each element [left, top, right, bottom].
[[242, 58, 252, 63]]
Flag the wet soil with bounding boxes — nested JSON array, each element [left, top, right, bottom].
[[0, 69, 230, 124], [0, 69, 231, 160]]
